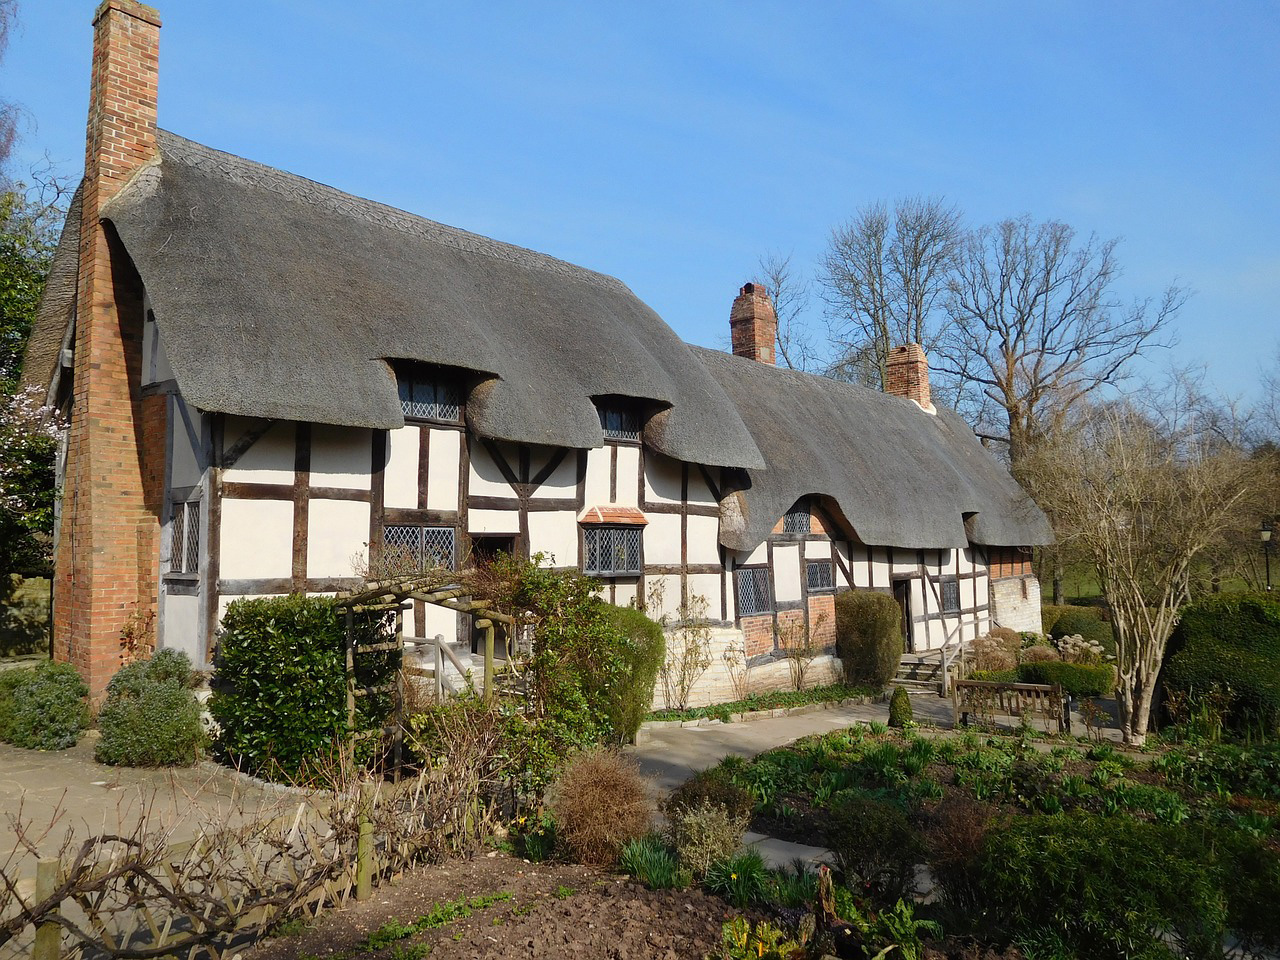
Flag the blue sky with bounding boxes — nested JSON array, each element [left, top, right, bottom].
[[6, 1, 1278, 401]]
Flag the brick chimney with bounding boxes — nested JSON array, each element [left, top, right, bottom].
[[730, 282, 776, 365], [884, 343, 934, 412], [54, 0, 165, 695]]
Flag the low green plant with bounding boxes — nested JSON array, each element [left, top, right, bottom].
[[0, 659, 88, 750], [95, 649, 205, 767], [868, 720, 889, 736], [835, 590, 902, 687], [619, 834, 690, 890], [512, 811, 556, 862], [667, 799, 748, 877], [665, 768, 755, 821], [647, 682, 872, 722], [888, 686, 913, 728], [764, 860, 819, 909], [704, 849, 769, 908], [718, 916, 805, 960], [596, 604, 665, 742], [823, 790, 922, 905]]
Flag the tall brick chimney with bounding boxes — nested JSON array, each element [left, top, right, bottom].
[[884, 343, 934, 412], [729, 282, 776, 365], [54, 0, 165, 695]]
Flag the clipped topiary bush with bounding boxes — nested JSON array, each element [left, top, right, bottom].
[[1016, 661, 1114, 698], [0, 660, 88, 750], [1046, 605, 1115, 658], [209, 595, 398, 781], [834, 589, 901, 687], [96, 649, 205, 767], [1164, 593, 1280, 734], [888, 686, 913, 727], [598, 604, 665, 743]]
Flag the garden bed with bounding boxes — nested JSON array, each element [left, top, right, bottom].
[[644, 683, 878, 726]]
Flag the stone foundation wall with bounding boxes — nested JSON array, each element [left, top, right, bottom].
[[650, 625, 844, 711], [989, 575, 1043, 633]]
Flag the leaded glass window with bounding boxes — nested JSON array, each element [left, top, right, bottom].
[[736, 567, 771, 616], [583, 525, 642, 576], [169, 499, 200, 575], [398, 376, 461, 422], [598, 406, 641, 441], [806, 560, 834, 593], [383, 524, 456, 572], [783, 502, 810, 534], [941, 578, 961, 613]]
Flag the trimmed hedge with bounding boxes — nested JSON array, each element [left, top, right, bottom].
[[0, 660, 88, 750], [209, 595, 398, 781], [96, 649, 205, 767], [1164, 593, 1280, 734], [1016, 661, 1114, 698], [598, 605, 665, 743], [835, 589, 901, 687]]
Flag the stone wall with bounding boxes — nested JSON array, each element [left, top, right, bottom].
[[989, 575, 1043, 633]]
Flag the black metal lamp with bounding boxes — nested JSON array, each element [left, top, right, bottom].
[[1263, 520, 1274, 592]]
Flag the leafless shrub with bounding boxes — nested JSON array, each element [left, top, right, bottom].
[[972, 631, 1018, 672], [547, 748, 653, 866], [1018, 645, 1060, 665]]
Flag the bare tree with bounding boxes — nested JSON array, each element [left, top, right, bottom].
[[1026, 403, 1261, 745], [756, 251, 817, 372], [937, 216, 1186, 469], [0, 1, 20, 179], [820, 195, 962, 391]]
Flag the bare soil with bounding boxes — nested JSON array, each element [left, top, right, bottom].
[[245, 851, 742, 960]]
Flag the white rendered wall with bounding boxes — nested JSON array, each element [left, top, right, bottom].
[[384, 426, 419, 508], [162, 592, 201, 662], [527, 511, 579, 567], [426, 429, 461, 510], [686, 514, 720, 565], [643, 452, 683, 504], [614, 446, 640, 506], [220, 498, 294, 579], [468, 441, 514, 497], [306, 499, 370, 579], [772, 544, 802, 603], [583, 447, 610, 505], [169, 396, 204, 488], [469, 509, 520, 534], [311, 425, 371, 490], [644, 514, 682, 565], [223, 417, 295, 485], [530, 450, 577, 499]]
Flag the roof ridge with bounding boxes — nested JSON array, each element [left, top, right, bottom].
[[154, 129, 630, 293]]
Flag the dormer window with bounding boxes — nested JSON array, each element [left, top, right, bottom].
[[398, 373, 462, 422], [783, 500, 810, 534], [598, 405, 640, 442]]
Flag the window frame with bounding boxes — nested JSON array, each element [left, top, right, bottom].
[[382, 524, 457, 572], [397, 372, 463, 424], [782, 501, 810, 534], [940, 577, 962, 614], [596, 405, 641, 443], [166, 497, 201, 580], [582, 524, 643, 578], [735, 565, 772, 617], [805, 559, 835, 594]]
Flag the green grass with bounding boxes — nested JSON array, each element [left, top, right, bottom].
[[647, 683, 875, 723], [0, 575, 50, 658]]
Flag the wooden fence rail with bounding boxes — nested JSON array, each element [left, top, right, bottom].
[[952, 679, 1070, 734]]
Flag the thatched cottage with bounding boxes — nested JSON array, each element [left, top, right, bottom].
[[23, 1, 1051, 698]]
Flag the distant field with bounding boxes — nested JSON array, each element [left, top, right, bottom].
[[1, 576, 51, 658]]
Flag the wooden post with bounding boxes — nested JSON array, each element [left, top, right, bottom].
[[480, 620, 495, 701], [356, 782, 373, 901], [434, 634, 444, 702], [33, 858, 59, 960], [392, 603, 405, 783]]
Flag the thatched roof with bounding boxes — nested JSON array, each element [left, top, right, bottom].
[[20, 183, 82, 396], [697, 348, 1053, 551], [22, 130, 1051, 551]]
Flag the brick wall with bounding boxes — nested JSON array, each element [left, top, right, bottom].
[[741, 614, 773, 657], [54, 0, 164, 694], [729, 282, 776, 365], [808, 593, 836, 648], [884, 343, 932, 410]]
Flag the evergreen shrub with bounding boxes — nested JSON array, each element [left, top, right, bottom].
[[209, 595, 398, 781], [1164, 593, 1280, 734], [598, 604, 664, 743], [665, 768, 755, 822], [96, 649, 205, 766], [1016, 661, 1114, 698], [888, 686, 913, 727], [0, 660, 88, 750], [823, 790, 922, 905], [834, 589, 901, 687]]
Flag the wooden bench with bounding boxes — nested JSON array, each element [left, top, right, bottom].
[[952, 679, 1070, 734]]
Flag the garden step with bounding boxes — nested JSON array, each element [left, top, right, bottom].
[[887, 677, 942, 695]]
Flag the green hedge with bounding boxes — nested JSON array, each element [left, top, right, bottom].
[[835, 590, 901, 687], [209, 595, 398, 781], [1016, 661, 1114, 698], [598, 605, 664, 743], [1043, 604, 1115, 658], [1164, 593, 1280, 734], [0, 660, 88, 750], [96, 649, 205, 767]]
